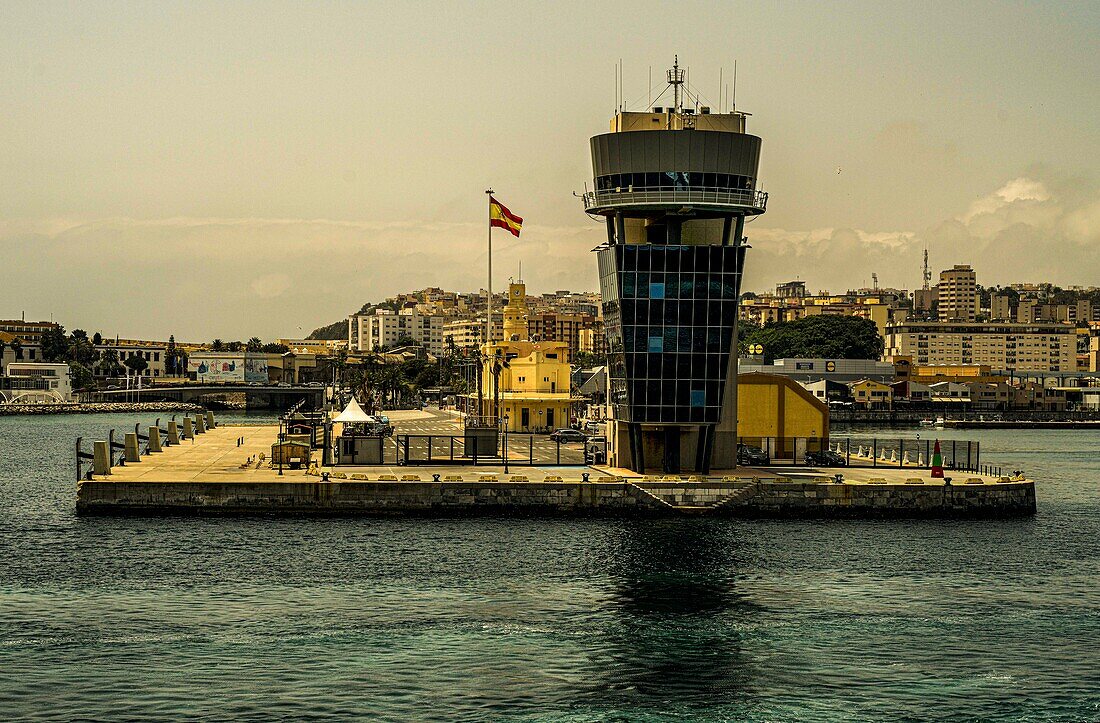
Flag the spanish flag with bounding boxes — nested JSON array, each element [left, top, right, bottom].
[[489, 196, 523, 238]]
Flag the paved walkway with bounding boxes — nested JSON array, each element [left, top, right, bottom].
[[93, 423, 1012, 487]]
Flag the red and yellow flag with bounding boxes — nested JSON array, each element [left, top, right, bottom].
[[489, 196, 523, 237]]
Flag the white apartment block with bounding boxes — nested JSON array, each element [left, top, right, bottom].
[[348, 309, 445, 355], [886, 322, 1075, 373], [937, 265, 979, 322]]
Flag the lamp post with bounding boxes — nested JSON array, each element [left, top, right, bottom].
[[278, 416, 284, 476], [502, 413, 509, 474]]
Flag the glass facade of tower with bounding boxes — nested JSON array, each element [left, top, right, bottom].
[[597, 243, 745, 424]]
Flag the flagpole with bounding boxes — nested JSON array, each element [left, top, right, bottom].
[[485, 188, 493, 423], [486, 188, 493, 346]]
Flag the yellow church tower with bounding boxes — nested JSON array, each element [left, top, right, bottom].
[[477, 280, 577, 432]]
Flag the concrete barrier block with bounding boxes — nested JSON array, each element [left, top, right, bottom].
[[124, 432, 140, 463], [350, 473, 368, 480], [443, 475, 463, 482], [401, 474, 421, 481], [377, 474, 398, 481]]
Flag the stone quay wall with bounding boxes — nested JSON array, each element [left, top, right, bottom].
[[76, 478, 1036, 518], [1, 401, 204, 417]]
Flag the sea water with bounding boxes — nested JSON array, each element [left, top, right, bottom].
[[1, 414, 1098, 721]]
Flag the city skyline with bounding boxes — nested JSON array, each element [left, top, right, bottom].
[[3, 1, 1098, 340]]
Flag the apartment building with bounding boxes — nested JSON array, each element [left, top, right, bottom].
[[937, 265, 979, 322], [95, 340, 169, 377], [885, 321, 1075, 372], [0, 319, 60, 345], [526, 311, 598, 356], [348, 309, 445, 355]]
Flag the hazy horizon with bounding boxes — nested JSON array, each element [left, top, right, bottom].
[[3, 1, 1098, 341]]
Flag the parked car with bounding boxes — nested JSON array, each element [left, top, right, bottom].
[[804, 449, 847, 467], [549, 428, 587, 444], [582, 421, 605, 436], [737, 444, 770, 466]]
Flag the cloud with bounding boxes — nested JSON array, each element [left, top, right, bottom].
[[742, 172, 1100, 292], [2, 172, 1097, 340], [249, 273, 291, 299]]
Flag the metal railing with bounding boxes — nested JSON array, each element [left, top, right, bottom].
[[583, 187, 768, 212], [397, 433, 607, 468], [736, 436, 1000, 476]]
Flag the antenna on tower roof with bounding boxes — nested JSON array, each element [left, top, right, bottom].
[[922, 249, 931, 290], [668, 55, 685, 113], [732, 60, 738, 110]]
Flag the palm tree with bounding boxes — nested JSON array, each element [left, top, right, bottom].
[[246, 337, 263, 353], [211, 339, 225, 352]]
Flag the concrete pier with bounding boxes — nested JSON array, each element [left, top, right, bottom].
[[75, 424, 1036, 518]]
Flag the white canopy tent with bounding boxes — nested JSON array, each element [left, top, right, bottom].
[[333, 398, 372, 423]]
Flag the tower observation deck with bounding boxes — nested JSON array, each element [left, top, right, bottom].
[[585, 58, 767, 474]]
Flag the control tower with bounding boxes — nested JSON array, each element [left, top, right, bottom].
[[583, 58, 768, 474]]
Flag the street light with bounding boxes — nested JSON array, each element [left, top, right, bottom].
[[502, 413, 509, 474]]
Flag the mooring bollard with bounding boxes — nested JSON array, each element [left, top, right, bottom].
[[168, 420, 181, 444], [195, 415, 207, 434], [124, 432, 140, 463], [205, 411, 216, 429], [182, 417, 194, 439], [93, 441, 111, 475], [148, 426, 162, 452]]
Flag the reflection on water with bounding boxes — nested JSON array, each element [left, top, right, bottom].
[[0, 414, 1098, 720], [597, 521, 761, 711]]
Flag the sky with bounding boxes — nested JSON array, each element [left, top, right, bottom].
[[2, 0, 1098, 342]]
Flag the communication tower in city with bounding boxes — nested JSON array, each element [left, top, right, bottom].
[[582, 58, 768, 473]]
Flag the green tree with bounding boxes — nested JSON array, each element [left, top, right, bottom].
[[246, 337, 263, 352], [41, 325, 69, 362], [261, 342, 289, 354], [572, 351, 607, 368], [166, 335, 179, 375], [123, 355, 149, 376], [740, 315, 884, 361], [225, 340, 243, 352], [92, 331, 103, 345], [211, 339, 225, 351], [68, 332, 97, 365], [68, 362, 95, 391], [96, 349, 123, 377]]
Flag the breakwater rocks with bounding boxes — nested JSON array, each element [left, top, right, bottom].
[[0, 401, 205, 416], [76, 477, 1037, 518]]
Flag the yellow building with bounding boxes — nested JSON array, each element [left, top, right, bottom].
[[736, 373, 829, 460], [849, 379, 894, 409], [475, 281, 578, 432]]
